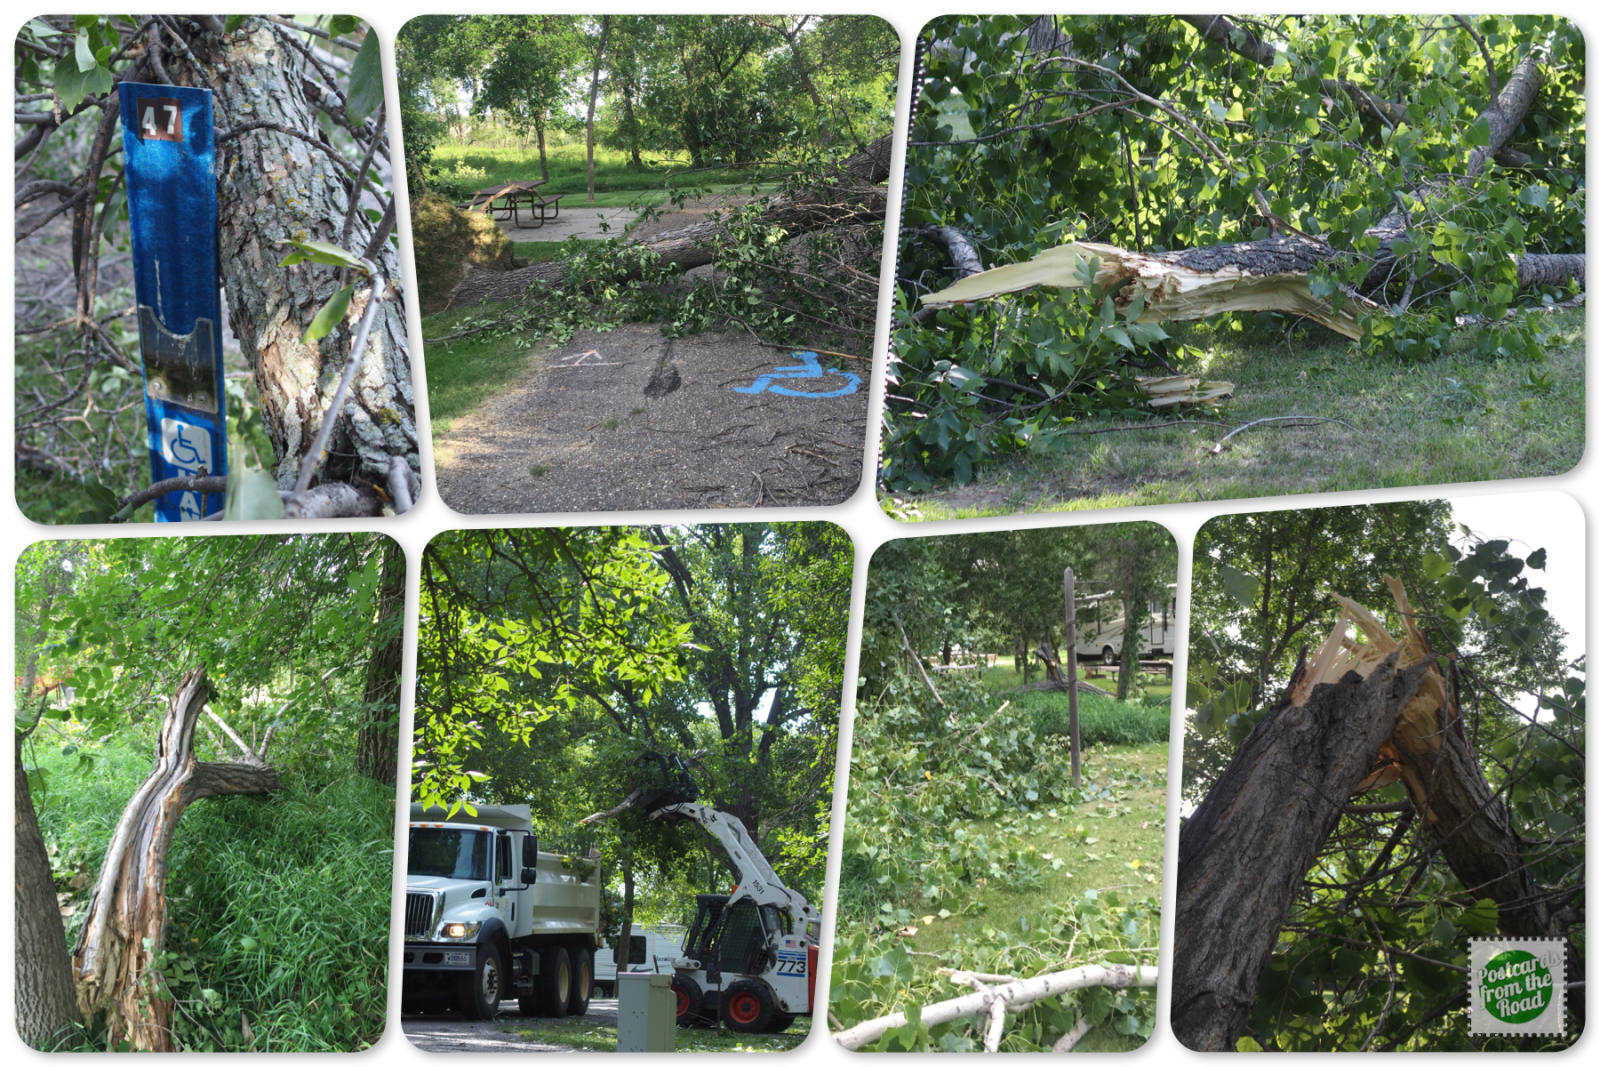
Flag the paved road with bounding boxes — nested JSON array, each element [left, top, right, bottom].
[[401, 998, 620, 1053], [492, 206, 640, 243]]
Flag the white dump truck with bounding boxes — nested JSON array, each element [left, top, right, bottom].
[[403, 803, 602, 1019]]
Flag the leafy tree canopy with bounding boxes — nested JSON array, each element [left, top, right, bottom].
[[415, 522, 850, 912]]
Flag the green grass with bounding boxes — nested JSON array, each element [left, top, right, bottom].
[[419, 306, 546, 437], [886, 308, 1585, 519], [512, 238, 605, 263], [499, 1015, 806, 1052], [431, 141, 787, 206], [28, 724, 393, 1051], [904, 741, 1167, 959]]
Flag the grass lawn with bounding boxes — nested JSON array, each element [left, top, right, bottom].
[[885, 308, 1584, 520], [432, 141, 786, 207], [498, 1014, 805, 1052], [884, 739, 1166, 1052], [417, 307, 547, 438]]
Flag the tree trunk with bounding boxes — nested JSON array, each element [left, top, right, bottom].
[[72, 667, 280, 1050], [15, 742, 84, 1048], [585, 18, 610, 204], [178, 21, 418, 499], [357, 539, 404, 786], [447, 133, 893, 309], [1172, 655, 1433, 1050], [1174, 577, 1579, 1048]]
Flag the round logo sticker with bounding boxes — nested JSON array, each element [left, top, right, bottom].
[[1480, 949, 1553, 1024]]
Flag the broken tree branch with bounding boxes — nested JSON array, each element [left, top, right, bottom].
[[833, 964, 1158, 1050]]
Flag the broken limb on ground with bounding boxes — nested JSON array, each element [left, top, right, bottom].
[[433, 323, 867, 514]]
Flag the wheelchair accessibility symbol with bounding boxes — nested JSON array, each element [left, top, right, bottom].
[[732, 351, 859, 398], [160, 418, 213, 475]]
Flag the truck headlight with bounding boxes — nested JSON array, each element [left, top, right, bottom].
[[439, 921, 481, 940]]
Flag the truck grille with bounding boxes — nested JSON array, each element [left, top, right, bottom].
[[404, 892, 436, 938]]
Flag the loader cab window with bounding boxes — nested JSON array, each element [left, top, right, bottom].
[[627, 935, 648, 966], [409, 828, 489, 881]]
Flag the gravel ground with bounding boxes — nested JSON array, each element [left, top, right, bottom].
[[432, 322, 868, 515], [401, 998, 620, 1053]]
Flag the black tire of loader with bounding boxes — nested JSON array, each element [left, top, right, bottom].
[[671, 974, 705, 1027]]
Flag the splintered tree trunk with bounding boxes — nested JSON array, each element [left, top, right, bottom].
[[1173, 655, 1432, 1050], [177, 22, 417, 498], [71, 667, 279, 1050], [1174, 578, 1579, 1049]]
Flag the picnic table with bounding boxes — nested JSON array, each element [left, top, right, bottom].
[[463, 179, 564, 229]]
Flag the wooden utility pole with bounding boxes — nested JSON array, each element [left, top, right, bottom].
[[1064, 567, 1081, 787]]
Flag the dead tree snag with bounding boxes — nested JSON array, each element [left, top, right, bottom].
[[71, 667, 279, 1050]]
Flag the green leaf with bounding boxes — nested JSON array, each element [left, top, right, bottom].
[[278, 238, 368, 272], [303, 285, 354, 343], [222, 467, 285, 521], [52, 52, 113, 113], [328, 15, 363, 36], [224, 15, 250, 33], [1217, 563, 1261, 608], [347, 31, 383, 123], [74, 27, 97, 72]]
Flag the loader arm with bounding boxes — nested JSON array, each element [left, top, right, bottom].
[[650, 802, 820, 934]]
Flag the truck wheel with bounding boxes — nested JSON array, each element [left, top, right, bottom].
[[459, 944, 504, 1020], [721, 979, 777, 1034], [538, 946, 572, 1018], [1102, 645, 1116, 666], [568, 947, 593, 1016], [670, 975, 704, 1027]]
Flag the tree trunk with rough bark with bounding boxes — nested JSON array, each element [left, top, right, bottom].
[[1173, 655, 1433, 1050], [71, 667, 280, 1051], [15, 742, 84, 1049], [176, 22, 418, 502], [1174, 578, 1580, 1049], [446, 133, 893, 310], [357, 539, 404, 786]]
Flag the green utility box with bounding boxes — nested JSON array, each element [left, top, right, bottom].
[[616, 973, 675, 1051]]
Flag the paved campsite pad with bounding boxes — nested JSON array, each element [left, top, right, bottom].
[[491, 205, 639, 243], [433, 323, 868, 513]]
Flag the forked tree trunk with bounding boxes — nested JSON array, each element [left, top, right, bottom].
[[1173, 655, 1432, 1050], [71, 667, 279, 1050], [177, 22, 418, 499], [1174, 579, 1579, 1049]]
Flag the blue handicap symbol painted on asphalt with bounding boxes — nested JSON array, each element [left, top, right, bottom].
[[732, 350, 860, 398]]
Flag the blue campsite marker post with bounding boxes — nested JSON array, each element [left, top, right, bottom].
[[118, 83, 227, 521]]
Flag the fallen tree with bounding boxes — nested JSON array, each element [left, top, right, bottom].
[[70, 667, 281, 1051], [886, 14, 1585, 488], [1174, 578, 1581, 1050], [444, 133, 892, 310]]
